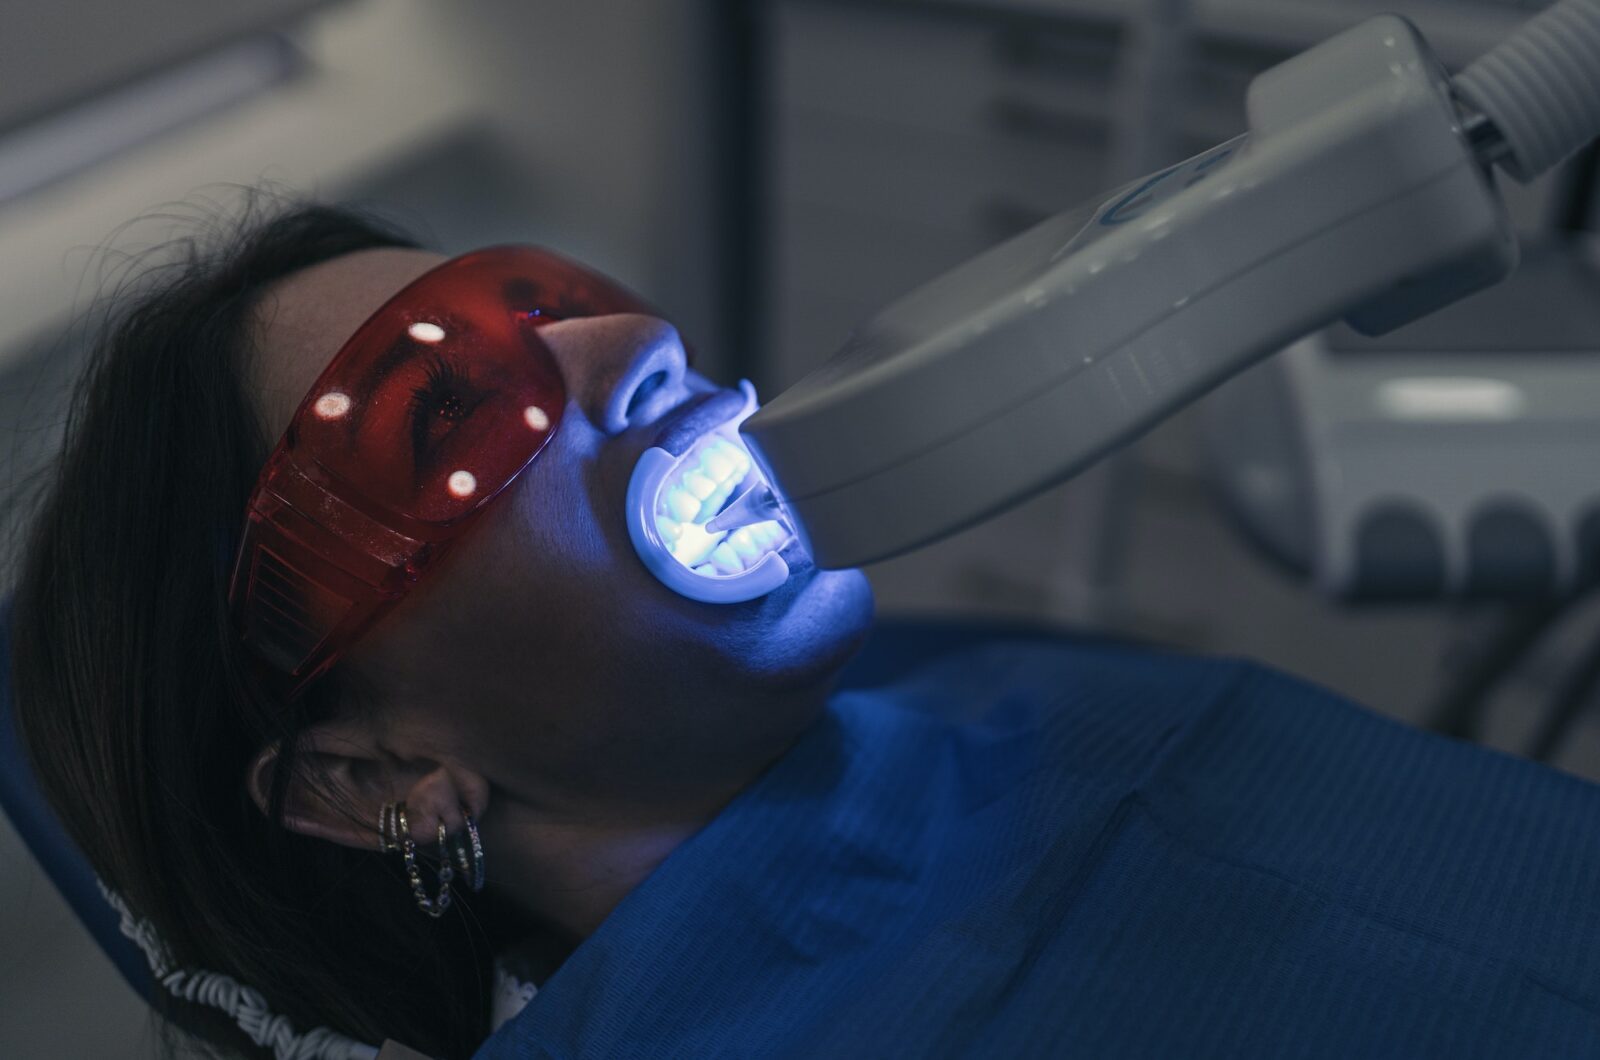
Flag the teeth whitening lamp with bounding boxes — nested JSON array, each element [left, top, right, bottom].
[[710, 0, 1600, 574]]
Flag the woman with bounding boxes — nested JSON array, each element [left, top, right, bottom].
[[11, 200, 872, 1057], [13, 200, 1600, 1060]]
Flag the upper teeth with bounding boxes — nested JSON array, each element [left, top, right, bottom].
[[655, 434, 788, 576]]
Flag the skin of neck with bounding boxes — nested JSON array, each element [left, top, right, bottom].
[[388, 643, 845, 947]]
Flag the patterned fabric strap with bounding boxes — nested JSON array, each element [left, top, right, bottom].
[[98, 879, 380, 1060]]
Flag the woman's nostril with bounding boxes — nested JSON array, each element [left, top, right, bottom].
[[626, 370, 670, 420]]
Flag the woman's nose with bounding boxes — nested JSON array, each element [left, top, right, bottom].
[[544, 314, 689, 436]]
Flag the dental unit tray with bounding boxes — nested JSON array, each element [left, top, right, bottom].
[[1203, 236, 1600, 602], [739, 1, 1600, 570]]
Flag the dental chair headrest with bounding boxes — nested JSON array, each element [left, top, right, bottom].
[[0, 596, 154, 1001]]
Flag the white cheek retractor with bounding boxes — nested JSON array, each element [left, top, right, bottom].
[[626, 380, 797, 603]]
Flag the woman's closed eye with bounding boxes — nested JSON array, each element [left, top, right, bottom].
[[409, 352, 486, 469]]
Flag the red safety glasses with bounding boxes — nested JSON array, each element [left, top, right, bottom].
[[228, 245, 659, 698]]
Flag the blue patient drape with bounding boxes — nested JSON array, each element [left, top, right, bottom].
[[475, 639, 1600, 1059]]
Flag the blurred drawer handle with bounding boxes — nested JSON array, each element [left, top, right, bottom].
[[987, 96, 1110, 148], [991, 23, 1121, 79]]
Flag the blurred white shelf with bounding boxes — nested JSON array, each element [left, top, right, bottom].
[[942, 0, 1543, 67], [0, 0, 484, 368], [0, 0, 331, 132], [0, 36, 303, 209]]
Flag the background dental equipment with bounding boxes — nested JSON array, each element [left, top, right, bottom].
[[737, 0, 1600, 571]]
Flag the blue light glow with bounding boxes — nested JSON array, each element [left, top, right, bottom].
[[626, 381, 797, 603]]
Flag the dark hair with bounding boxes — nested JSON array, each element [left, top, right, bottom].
[[10, 197, 508, 1058]]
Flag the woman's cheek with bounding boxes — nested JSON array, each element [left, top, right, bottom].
[[494, 461, 606, 583]]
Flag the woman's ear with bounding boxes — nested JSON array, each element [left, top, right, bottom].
[[246, 720, 392, 849], [246, 720, 488, 852]]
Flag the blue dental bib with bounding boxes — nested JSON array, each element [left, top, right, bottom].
[[476, 638, 1600, 1059]]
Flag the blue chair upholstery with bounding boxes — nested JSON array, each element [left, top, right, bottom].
[[0, 598, 156, 999]]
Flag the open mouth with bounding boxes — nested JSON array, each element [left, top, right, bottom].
[[626, 381, 798, 603]]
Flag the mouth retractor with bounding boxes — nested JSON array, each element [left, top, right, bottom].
[[626, 380, 798, 603]]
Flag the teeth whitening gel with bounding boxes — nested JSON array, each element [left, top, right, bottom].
[[738, 0, 1600, 571]]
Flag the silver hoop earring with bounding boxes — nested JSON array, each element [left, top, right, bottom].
[[396, 803, 454, 918], [452, 807, 486, 892], [377, 802, 403, 853]]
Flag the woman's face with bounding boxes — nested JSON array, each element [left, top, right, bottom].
[[250, 248, 874, 808]]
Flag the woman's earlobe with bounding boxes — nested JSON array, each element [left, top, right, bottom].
[[394, 764, 487, 841]]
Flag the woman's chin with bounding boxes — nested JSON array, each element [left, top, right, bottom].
[[740, 565, 874, 686]]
